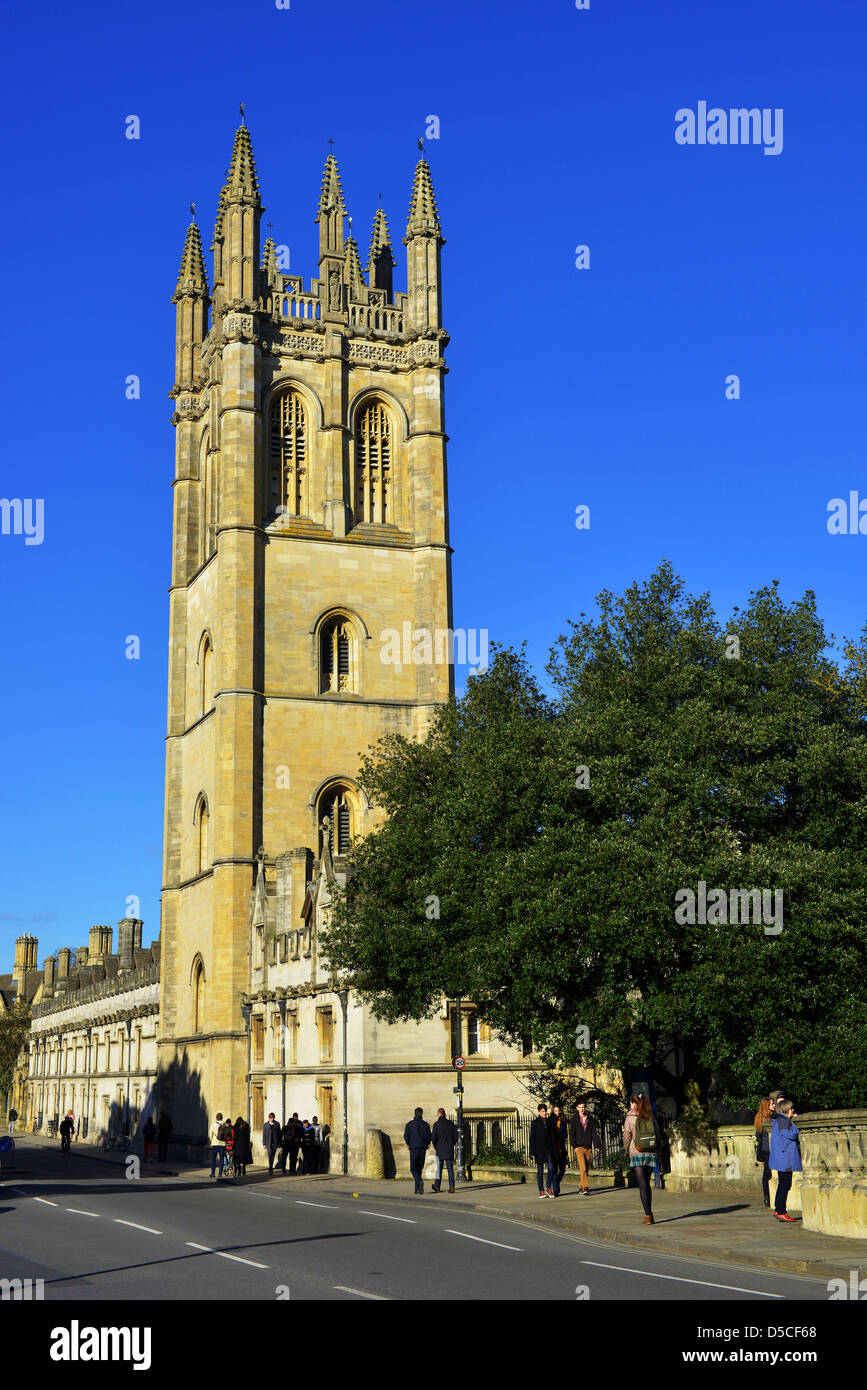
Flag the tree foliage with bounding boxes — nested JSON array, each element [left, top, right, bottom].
[[324, 563, 867, 1111], [0, 999, 31, 1098]]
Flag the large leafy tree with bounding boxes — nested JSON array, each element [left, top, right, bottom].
[[0, 999, 31, 1102], [324, 564, 867, 1110]]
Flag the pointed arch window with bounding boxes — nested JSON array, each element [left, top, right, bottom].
[[198, 633, 213, 717], [194, 794, 210, 875], [270, 391, 307, 518], [192, 956, 205, 1034], [319, 785, 353, 857], [355, 400, 391, 525], [320, 617, 353, 693]]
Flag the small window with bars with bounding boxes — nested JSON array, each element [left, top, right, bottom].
[[320, 618, 353, 694], [320, 787, 352, 856]]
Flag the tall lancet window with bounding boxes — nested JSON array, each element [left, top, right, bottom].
[[355, 401, 391, 525], [319, 786, 353, 857], [270, 391, 307, 517], [320, 618, 353, 693], [194, 794, 209, 875]]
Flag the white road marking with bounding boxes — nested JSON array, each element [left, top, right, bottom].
[[246, 1191, 282, 1201], [333, 1285, 390, 1300], [115, 1219, 162, 1234], [445, 1229, 522, 1251], [359, 1210, 417, 1224], [295, 1200, 337, 1209], [34, 1197, 58, 1207], [186, 1241, 269, 1269], [66, 1208, 100, 1217], [580, 1260, 785, 1297]]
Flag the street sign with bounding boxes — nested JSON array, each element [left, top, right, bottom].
[[453, 1055, 465, 1069]]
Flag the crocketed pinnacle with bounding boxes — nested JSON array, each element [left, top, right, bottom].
[[317, 153, 346, 218], [406, 157, 441, 238], [368, 207, 395, 268], [175, 220, 209, 295], [261, 235, 278, 283], [343, 233, 365, 293], [224, 121, 260, 201]]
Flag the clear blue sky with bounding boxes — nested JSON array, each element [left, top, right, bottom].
[[1, 0, 864, 967]]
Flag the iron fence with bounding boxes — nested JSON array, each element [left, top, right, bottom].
[[448, 1110, 626, 1169]]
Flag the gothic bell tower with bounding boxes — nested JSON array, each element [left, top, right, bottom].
[[158, 120, 452, 1135]]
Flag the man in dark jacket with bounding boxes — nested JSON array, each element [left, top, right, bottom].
[[569, 1102, 600, 1196], [430, 1108, 458, 1192], [157, 1111, 172, 1163], [281, 1113, 302, 1174], [403, 1107, 432, 1194], [262, 1113, 282, 1174], [529, 1104, 553, 1197]]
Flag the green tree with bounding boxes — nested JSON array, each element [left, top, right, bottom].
[[324, 564, 867, 1111], [0, 999, 31, 1101]]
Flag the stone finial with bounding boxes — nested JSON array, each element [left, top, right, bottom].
[[317, 153, 346, 219], [406, 156, 442, 239], [343, 234, 365, 295], [175, 220, 209, 298], [224, 121, 260, 201], [368, 207, 395, 268]]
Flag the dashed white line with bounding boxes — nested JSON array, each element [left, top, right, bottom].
[[186, 1241, 269, 1269], [66, 1208, 100, 1218], [295, 1200, 337, 1209], [33, 1197, 58, 1207], [359, 1210, 417, 1224], [580, 1260, 785, 1297], [333, 1285, 390, 1300], [115, 1219, 163, 1235], [246, 1191, 282, 1201], [445, 1229, 522, 1251]]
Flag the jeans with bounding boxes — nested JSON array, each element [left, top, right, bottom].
[[434, 1157, 455, 1187], [8, 1120, 15, 1135], [761, 1160, 772, 1204], [282, 1143, 300, 1174], [774, 1169, 793, 1214], [210, 1144, 227, 1177], [266, 1149, 279, 1172], [409, 1147, 426, 1190], [535, 1157, 556, 1193]]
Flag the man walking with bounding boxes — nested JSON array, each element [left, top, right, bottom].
[[209, 1111, 228, 1179], [403, 1107, 432, 1194], [529, 1103, 554, 1197], [157, 1110, 172, 1164], [430, 1108, 458, 1192], [281, 1113, 302, 1174], [7, 1107, 17, 1136], [262, 1112, 282, 1174], [310, 1115, 323, 1174], [569, 1101, 599, 1196]]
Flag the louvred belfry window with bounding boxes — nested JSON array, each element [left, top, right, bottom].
[[270, 392, 307, 516], [320, 618, 353, 693], [321, 788, 352, 856], [355, 401, 391, 525]]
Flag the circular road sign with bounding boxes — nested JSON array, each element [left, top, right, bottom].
[[453, 1055, 466, 1069]]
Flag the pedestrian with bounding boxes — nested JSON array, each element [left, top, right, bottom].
[[529, 1103, 555, 1198], [262, 1112, 282, 1174], [310, 1115, 323, 1174], [569, 1101, 600, 1196], [403, 1106, 432, 1194], [224, 1116, 236, 1177], [59, 1111, 74, 1156], [547, 1103, 569, 1196], [281, 1113, 301, 1174], [142, 1115, 156, 1164], [208, 1111, 228, 1179], [753, 1097, 774, 1207], [156, 1111, 172, 1163], [233, 1116, 251, 1176], [298, 1119, 314, 1174], [623, 1094, 663, 1225], [430, 1107, 458, 1192], [7, 1107, 18, 1136], [769, 1099, 802, 1222]]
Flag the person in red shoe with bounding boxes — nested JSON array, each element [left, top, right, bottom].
[[769, 1099, 802, 1221]]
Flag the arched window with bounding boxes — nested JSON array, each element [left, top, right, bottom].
[[194, 794, 209, 874], [319, 785, 353, 857], [320, 617, 353, 693], [192, 956, 205, 1033], [270, 390, 307, 518], [355, 400, 391, 525], [198, 633, 213, 717], [200, 434, 216, 563]]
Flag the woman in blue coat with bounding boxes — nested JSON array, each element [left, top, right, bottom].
[[769, 1101, 802, 1222]]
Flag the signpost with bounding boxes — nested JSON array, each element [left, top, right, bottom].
[[453, 995, 466, 1181]]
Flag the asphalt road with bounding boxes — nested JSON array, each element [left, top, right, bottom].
[[0, 1140, 831, 1302]]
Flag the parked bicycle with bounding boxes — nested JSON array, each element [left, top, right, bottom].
[[103, 1132, 130, 1153]]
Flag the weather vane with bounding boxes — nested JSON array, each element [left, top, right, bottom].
[[327, 136, 335, 154], [418, 137, 424, 151], [240, 101, 246, 123], [190, 201, 196, 221]]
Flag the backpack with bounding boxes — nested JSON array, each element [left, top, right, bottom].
[[217, 1123, 229, 1142], [633, 1115, 657, 1153]]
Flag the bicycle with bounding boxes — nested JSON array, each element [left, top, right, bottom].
[[103, 1133, 131, 1153]]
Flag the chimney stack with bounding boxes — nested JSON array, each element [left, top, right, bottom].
[[43, 955, 56, 997], [56, 947, 71, 990], [118, 918, 143, 969], [12, 934, 37, 995]]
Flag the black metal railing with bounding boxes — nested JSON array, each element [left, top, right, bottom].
[[449, 1111, 626, 1169]]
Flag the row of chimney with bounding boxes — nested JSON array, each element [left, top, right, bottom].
[[12, 919, 144, 997]]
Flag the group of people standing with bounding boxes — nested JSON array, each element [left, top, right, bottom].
[[208, 1111, 330, 1180], [754, 1090, 802, 1220], [531, 1096, 670, 1224]]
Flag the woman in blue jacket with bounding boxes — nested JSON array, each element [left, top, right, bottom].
[[769, 1101, 802, 1222]]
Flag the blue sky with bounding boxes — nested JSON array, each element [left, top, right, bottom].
[[1, 0, 864, 965]]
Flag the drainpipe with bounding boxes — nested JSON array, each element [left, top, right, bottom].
[[338, 989, 349, 1175]]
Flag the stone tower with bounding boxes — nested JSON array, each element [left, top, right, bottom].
[[159, 120, 452, 1137]]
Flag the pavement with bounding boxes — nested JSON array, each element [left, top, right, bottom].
[[9, 1136, 863, 1283]]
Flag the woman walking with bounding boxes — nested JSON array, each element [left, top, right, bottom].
[[623, 1095, 663, 1224], [233, 1116, 251, 1176], [754, 1097, 773, 1207]]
